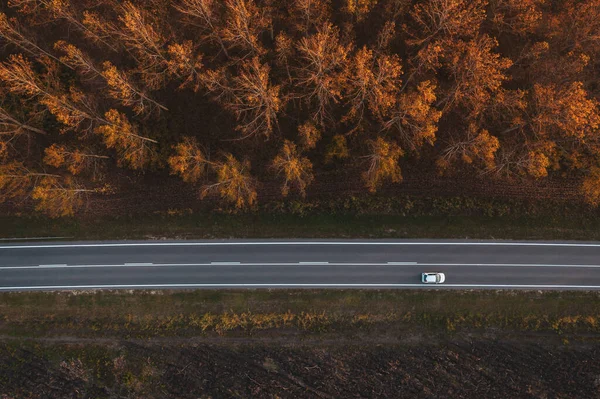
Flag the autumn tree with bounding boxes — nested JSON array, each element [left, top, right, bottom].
[[221, 0, 270, 56], [383, 80, 442, 151], [291, 0, 331, 32], [407, 0, 487, 45], [530, 82, 600, 142], [0, 13, 64, 64], [548, 0, 600, 59], [0, 161, 58, 201], [101, 61, 167, 115], [296, 23, 351, 126], [0, 103, 45, 157], [54, 40, 102, 80], [488, 0, 544, 36], [174, 0, 228, 57], [0, 54, 100, 134], [275, 32, 293, 83], [271, 140, 314, 196], [297, 121, 321, 150], [167, 41, 203, 91], [202, 57, 281, 139], [115, 1, 172, 89], [43, 143, 108, 176], [9, 0, 118, 50], [202, 153, 257, 208], [491, 145, 554, 179], [344, 0, 378, 21], [361, 137, 403, 192], [344, 46, 403, 129], [31, 176, 103, 217], [228, 57, 281, 138], [94, 109, 157, 170], [325, 134, 349, 162], [436, 124, 500, 173], [81, 10, 120, 49], [168, 137, 210, 183], [440, 35, 512, 116], [581, 167, 600, 206]]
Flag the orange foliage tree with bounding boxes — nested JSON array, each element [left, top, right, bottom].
[[0, 161, 57, 201], [344, 46, 403, 129], [271, 140, 314, 197], [0, 54, 99, 134], [221, 0, 270, 57], [168, 137, 210, 183], [43, 143, 108, 176], [440, 35, 513, 116], [94, 109, 157, 170], [31, 175, 105, 218], [297, 121, 321, 150], [175, 0, 229, 57], [101, 61, 167, 115], [291, 0, 331, 33], [488, 0, 544, 36], [437, 124, 500, 173], [383, 80, 442, 151], [9, 0, 118, 50], [407, 0, 487, 45], [362, 137, 404, 192], [202, 153, 257, 208], [295, 23, 351, 126], [0, 13, 64, 64]]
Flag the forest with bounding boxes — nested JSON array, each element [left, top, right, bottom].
[[0, 0, 599, 216]]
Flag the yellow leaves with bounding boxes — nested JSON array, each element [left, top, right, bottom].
[[532, 82, 600, 140], [221, 0, 269, 56], [95, 109, 156, 170], [344, 46, 403, 127], [298, 122, 321, 150], [297, 22, 351, 125], [384, 80, 442, 151], [445, 34, 512, 115], [463, 129, 499, 168], [525, 150, 550, 179], [168, 137, 208, 183], [581, 167, 600, 207], [43, 143, 106, 176], [325, 134, 349, 162], [275, 32, 293, 64], [0, 161, 32, 201], [31, 176, 84, 218], [202, 153, 257, 209], [0, 53, 42, 97], [345, 0, 378, 20], [362, 137, 404, 193], [271, 140, 314, 197], [408, 0, 487, 45], [489, 0, 544, 36], [438, 124, 499, 173], [167, 41, 203, 91], [226, 57, 281, 138], [39, 88, 95, 134], [101, 61, 166, 115], [54, 41, 99, 78]]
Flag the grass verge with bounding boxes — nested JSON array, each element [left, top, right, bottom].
[[1, 289, 600, 340], [1, 212, 600, 240]]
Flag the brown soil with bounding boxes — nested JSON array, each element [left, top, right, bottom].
[[1, 338, 599, 398]]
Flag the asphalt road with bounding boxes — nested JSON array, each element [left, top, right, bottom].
[[2, 239, 600, 290]]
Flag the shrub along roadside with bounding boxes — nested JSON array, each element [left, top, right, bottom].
[[1, 193, 599, 241], [1, 290, 599, 340]]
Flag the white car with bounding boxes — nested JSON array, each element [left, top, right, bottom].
[[421, 272, 446, 284]]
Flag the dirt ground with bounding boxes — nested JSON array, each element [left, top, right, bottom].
[[2, 290, 600, 398], [1, 338, 599, 399]]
